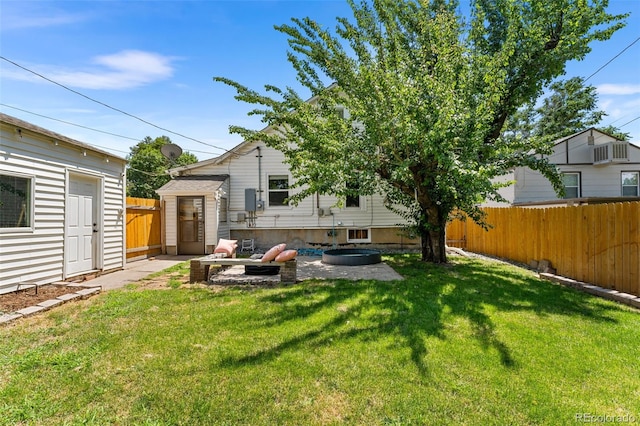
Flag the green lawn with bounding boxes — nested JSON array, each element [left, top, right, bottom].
[[1, 255, 639, 425]]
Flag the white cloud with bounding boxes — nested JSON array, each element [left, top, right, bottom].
[[599, 97, 640, 119], [2, 14, 88, 30], [0, 2, 91, 31], [597, 84, 640, 95], [2, 50, 177, 90]]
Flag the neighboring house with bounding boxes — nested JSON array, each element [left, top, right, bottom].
[[485, 128, 640, 206], [157, 140, 419, 255], [0, 113, 127, 294]]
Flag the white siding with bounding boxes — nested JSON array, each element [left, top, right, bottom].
[[482, 171, 515, 206], [0, 120, 126, 293], [513, 130, 640, 204], [513, 166, 562, 203], [163, 196, 178, 248], [179, 143, 408, 233], [204, 194, 218, 248], [216, 179, 231, 239], [103, 173, 126, 271]]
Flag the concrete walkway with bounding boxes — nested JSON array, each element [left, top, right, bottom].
[[80, 255, 196, 291]]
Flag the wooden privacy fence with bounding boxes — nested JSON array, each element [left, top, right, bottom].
[[446, 201, 640, 298], [126, 197, 162, 261]]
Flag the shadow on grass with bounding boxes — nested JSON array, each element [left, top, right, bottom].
[[216, 254, 620, 375]]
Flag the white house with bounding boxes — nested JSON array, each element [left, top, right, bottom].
[[0, 113, 127, 294], [486, 128, 640, 206], [157, 138, 419, 255]]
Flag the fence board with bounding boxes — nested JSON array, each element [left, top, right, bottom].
[[576, 207, 587, 282], [628, 202, 639, 296], [126, 197, 162, 260], [445, 201, 640, 298]]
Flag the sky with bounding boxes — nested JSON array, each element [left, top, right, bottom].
[[1, 0, 639, 162]]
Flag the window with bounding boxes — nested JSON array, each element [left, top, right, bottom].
[[345, 181, 360, 208], [347, 228, 371, 243], [268, 175, 289, 206], [622, 172, 639, 196], [562, 172, 580, 199], [0, 174, 32, 229]]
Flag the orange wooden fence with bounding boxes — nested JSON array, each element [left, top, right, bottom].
[[446, 202, 640, 297], [126, 197, 162, 260]]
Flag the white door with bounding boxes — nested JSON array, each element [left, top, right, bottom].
[[66, 176, 97, 275]]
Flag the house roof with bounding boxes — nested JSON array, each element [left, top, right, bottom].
[[168, 139, 258, 173], [156, 174, 229, 194], [552, 127, 622, 146], [0, 113, 126, 162]]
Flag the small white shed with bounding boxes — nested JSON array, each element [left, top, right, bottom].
[[0, 113, 127, 294], [156, 174, 230, 255]]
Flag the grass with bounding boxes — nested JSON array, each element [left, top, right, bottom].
[[1, 255, 639, 425]]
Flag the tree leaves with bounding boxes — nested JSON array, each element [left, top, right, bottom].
[[214, 0, 626, 262], [127, 136, 198, 199]]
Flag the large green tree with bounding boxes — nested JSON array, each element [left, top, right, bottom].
[[127, 136, 198, 199], [535, 77, 606, 140], [505, 76, 630, 142], [215, 0, 626, 263]]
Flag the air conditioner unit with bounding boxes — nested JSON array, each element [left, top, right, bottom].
[[591, 141, 629, 165]]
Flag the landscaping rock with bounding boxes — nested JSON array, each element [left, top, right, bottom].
[[16, 305, 46, 317], [536, 259, 555, 274], [37, 299, 64, 310], [0, 313, 23, 324]]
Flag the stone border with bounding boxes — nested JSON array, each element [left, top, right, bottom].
[[539, 273, 640, 310], [0, 287, 101, 325]]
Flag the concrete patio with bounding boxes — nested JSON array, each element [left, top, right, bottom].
[[208, 256, 404, 285]]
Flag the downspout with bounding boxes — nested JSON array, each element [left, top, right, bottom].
[[257, 146, 262, 203]]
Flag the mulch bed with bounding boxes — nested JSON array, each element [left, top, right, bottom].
[[0, 285, 79, 314]]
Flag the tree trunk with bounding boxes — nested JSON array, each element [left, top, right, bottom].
[[411, 166, 449, 263], [420, 214, 448, 263]]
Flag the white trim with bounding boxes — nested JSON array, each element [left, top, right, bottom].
[[64, 170, 104, 278], [0, 171, 35, 233], [622, 171, 639, 196], [347, 228, 371, 243], [561, 172, 581, 198], [267, 174, 290, 208]]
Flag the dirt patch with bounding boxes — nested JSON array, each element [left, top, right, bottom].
[[0, 285, 80, 314], [133, 273, 190, 290], [1, 270, 217, 316]]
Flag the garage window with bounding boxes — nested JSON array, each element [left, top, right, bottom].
[[0, 173, 33, 229]]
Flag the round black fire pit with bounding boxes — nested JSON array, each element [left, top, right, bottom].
[[322, 249, 382, 266]]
